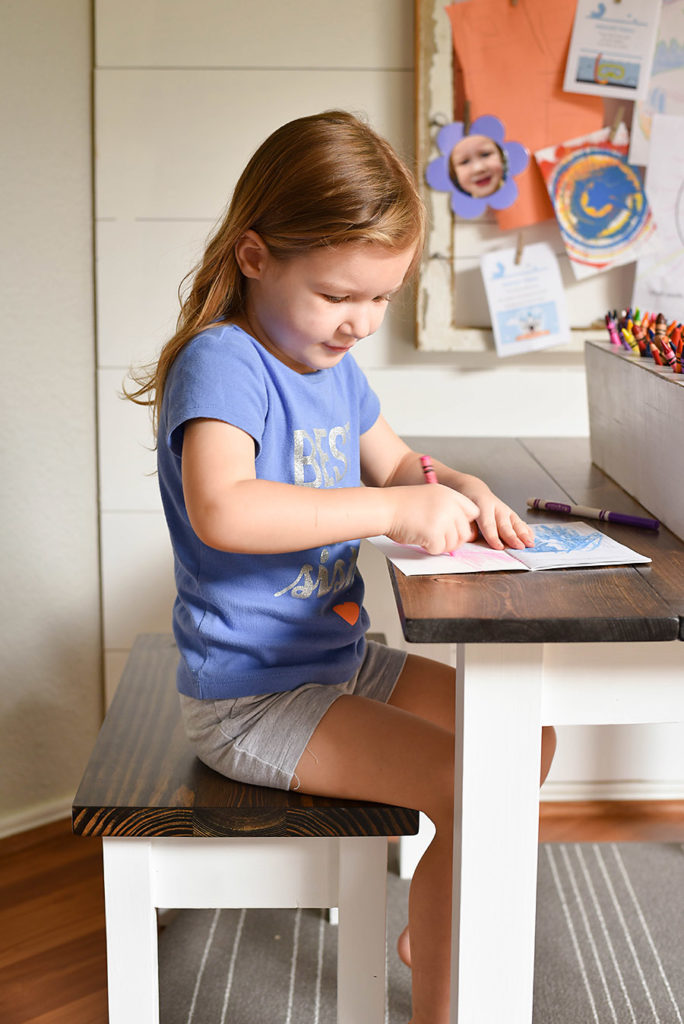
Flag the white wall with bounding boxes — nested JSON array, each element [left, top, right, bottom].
[[93, 0, 684, 801], [0, 0, 102, 837]]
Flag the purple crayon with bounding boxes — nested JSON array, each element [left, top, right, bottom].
[[526, 498, 659, 531]]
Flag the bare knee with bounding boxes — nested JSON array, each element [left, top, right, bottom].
[[422, 745, 455, 838], [541, 725, 557, 785]]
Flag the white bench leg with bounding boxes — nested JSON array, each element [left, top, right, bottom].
[[398, 812, 435, 879], [103, 838, 159, 1024], [337, 836, 388, 1024], [102, 834, 390, 1024]]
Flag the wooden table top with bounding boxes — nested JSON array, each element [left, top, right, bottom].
[[389, 438, 684, 645]]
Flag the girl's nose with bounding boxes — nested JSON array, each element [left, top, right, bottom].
[[340, 308, 372, 341]]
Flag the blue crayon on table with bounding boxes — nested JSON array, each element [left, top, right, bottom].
[[527, 498, 659, 531]]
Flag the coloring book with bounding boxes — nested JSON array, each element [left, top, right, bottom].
[[369, 521, 650, 576]]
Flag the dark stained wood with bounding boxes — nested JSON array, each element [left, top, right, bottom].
[[539, 799, 684, 843], [73, 635, 419, 840], [522, 437, 684, 639], [389, 564, 676, 643], [393, 438, 683, 643], [0, 820, 107, 1024]]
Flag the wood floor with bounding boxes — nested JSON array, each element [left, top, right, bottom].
[[2, 803, 684, 1024]]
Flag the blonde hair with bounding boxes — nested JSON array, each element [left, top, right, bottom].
[[126, 110, 426, 432]]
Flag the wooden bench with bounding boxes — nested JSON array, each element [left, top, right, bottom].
[[73, 633, 418, 1024]]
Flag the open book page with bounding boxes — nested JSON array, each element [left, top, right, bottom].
[[509, 521, 651, 570], [368, 522, 650, 577]]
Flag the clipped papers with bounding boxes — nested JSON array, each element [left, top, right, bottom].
[[481, 242, 571, 357]]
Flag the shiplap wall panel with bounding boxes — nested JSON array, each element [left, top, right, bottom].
[[95, 68, 414, 371], [97, 369, 159, 511], [96, 219, 208, 368], [100, 511, 175, 649], [96, 0, 413, 69], [95, 69, 413, 220]]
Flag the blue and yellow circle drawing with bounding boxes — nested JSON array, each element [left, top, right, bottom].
[[547, 148, 651, 269]]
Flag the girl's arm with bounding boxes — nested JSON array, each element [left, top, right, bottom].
[[360, 415, 533, 550], [181, 417, 479, 555]]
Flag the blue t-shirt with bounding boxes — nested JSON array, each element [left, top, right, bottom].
[[158, 323, 381, 699]]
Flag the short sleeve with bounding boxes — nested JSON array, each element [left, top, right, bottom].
[[163, 327, 269, 458]]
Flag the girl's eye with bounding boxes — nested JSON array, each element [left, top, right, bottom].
[[322, 294, 347, 304], [374, 294, 391, 303]]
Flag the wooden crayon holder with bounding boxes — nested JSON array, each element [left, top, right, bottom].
[[585, 339, 684, 542]]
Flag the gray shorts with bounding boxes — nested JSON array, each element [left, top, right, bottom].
[[178, 640, 408, 791]]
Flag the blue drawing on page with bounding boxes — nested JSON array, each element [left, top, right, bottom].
[[529, 525, 603, 553]]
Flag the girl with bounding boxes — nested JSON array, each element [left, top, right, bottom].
[[129, 109, 556, 1024]]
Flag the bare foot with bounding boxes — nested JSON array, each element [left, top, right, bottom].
[[397, 924, 411, 968]]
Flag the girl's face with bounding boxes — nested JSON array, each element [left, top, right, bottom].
[[449, 134, 505, 198], [237, 237, 415, 374]]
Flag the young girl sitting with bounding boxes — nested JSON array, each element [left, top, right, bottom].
[[129, 109, 556, 1024]]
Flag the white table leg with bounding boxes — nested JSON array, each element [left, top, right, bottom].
[[102, 838, 159, 1024], [451, 643, 544, 1024], [337, 836, 388, 1024]]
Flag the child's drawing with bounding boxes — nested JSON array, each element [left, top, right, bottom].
[[529, 524, 604, 553]]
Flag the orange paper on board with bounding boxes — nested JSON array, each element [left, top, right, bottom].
[[446, 0, 605, 230]]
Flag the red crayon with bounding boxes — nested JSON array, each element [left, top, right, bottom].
[[661, 341, 676, 368], [631, 320, 648, 354], [420, 454, 438, 484]]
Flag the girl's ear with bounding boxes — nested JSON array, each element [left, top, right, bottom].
[[235, 230, 269, 280]]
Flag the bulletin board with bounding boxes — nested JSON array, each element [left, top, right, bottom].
[[415, 0, 640, 353]]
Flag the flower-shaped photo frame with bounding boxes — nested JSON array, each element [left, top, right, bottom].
[[426, 114, 529, 219]]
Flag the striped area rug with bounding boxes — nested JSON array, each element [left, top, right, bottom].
[[158, 843, 684, 1024]]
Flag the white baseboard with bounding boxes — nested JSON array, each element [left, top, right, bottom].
[[541, 780, 684, 802], [0, 797, 72, 840]]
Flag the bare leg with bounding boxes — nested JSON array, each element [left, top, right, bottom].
[[383, 657, 556, 972], [293, 654, 455, 1024]]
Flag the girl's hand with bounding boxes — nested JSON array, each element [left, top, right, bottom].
[[455, 476, 534, 550], [386, 484, 480, 555]]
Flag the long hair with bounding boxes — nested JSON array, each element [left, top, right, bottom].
[[126, 110, 426, 432]]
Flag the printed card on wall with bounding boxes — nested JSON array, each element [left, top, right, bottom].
[[535, 124, 656, 279], [630, 0, 684, 165], [481, 242, 571, 358], [563, 0, 661, 102], [633, 113, 684, 308]]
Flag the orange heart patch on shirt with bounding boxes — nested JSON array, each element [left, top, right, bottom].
[[333, 602, 360, 626]]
